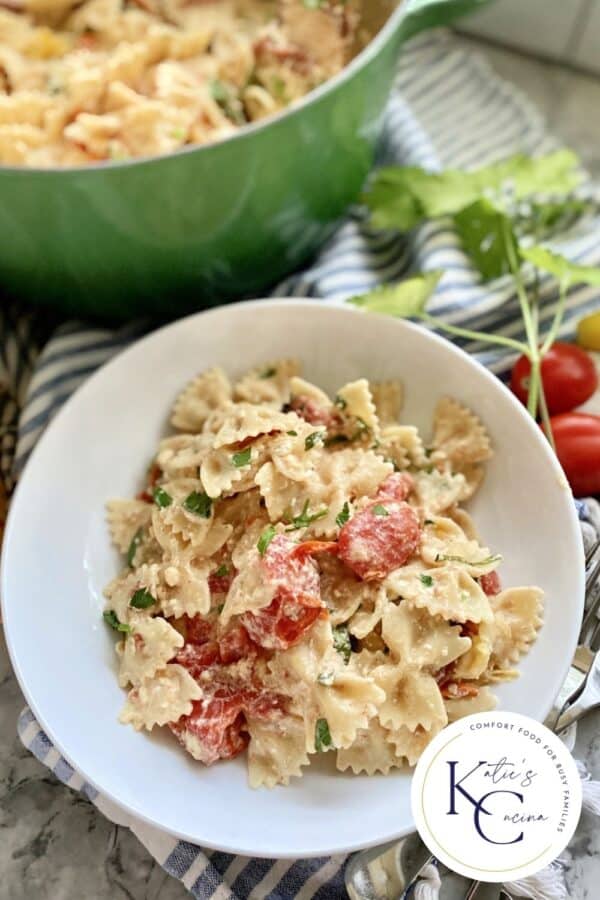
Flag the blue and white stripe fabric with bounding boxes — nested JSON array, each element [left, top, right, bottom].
[[6, 30, 600, 900]]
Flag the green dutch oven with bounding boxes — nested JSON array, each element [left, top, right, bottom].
[[0, 0, 488, 320]]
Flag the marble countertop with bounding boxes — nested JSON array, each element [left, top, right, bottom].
[[3, 38, 600, 900]]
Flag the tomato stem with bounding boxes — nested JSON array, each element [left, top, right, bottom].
[[420, 312, 528, 354], [538, 382, 557, 452]]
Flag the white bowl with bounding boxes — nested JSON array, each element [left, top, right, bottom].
[[1, 300, 585, 858]]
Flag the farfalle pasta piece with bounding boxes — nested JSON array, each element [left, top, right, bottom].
[[432, 397, 493, 468], [156, 560, 212, 618], [336, 719, 403, 776], [371, 381, 403, 425], [489, 587, 544, 666], [319, 554, 374, 627], [171, 367, 233, 432], [157, 433, 214, 480], [150, 479, 232, 558], [386, 724, 442, 767], [336, 378, 380, 436], [233, 359, 300, 406], [212, 403, 302, 448], [314, 669, 384, 751], [378, 424, 426, 470], [407, 566, 493, 625], [247, 714, 310, 788], [373, 664, 447, 733], [381, 601, 471, 670], [119, 664, 202, 732], [452, 620, 494, 680], [444, 686, 497, 722], [420, 516, 500, 577], [221, 548, 276, 625], [411, 468, 467, 514], [106, 498, 152, 553], [200, 437, 271, 499], [117, 615, 184, 688], [348, 585, 387, 639]]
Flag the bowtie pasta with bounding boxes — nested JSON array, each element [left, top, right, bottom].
[[0, 0, 366, 167], [103, 360, 544, 787]]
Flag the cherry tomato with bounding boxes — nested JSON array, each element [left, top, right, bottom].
[[577, 310, 600, 352], [510, 342, 598, 415], [548, 413, 600, 497]]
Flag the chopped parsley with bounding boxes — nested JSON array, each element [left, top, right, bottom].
[[285, 500, 328, 531], [153, 486, 173, 508], [315, 718, 334, 752], [183, 490, 212, 518], [210, 78, 245, 124], [130, 589, 156, 610], [261, 366, 277, 378], [231, 447, 252, 468], [351, 418, 370, 441], [305, 431, 325, 450], [435, 553, 502, 567], [335, 502, 350, 529], [126, 528, 143, 568], [257, 524, 276, 555], [372, 504, 389, 517], [423, 519, 434, 526], [215, 602, 225, 614], [213, 564, 229, 578], [287, 430, 298, 436], [317, 671, 335, 686], [334, 394, 347, 410], [332, 625, 351, 664], [103, 610, 132, 633], [420, 574, 434, 588]]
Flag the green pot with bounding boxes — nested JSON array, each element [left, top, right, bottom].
[[0, 0, 489, 320]]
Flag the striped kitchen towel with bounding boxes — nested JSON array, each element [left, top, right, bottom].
[[4, 29, 600, 900]]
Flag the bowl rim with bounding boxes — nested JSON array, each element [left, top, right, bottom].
[[0, 1, 406, 177], [1, 298, 586, 856]]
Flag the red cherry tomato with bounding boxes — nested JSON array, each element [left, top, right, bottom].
[[510, 343, 598, 416], [548, 413, 600, 497]]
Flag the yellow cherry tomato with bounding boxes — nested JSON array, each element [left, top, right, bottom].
[[577, 310, 600, 351]]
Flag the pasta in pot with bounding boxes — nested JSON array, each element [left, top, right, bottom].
[[102, 359, 544, 787], [0, 0, 367, 166]]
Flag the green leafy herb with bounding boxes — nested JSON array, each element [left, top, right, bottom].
[[231, 447, 252, 468], [215, 602, 225, 614], [103, 610, 132, 633], [350, 272, 441, 318], [334, 394, 347, 410], [285, 499, 328, 531], [261, 366, 277, 378], [213, 564, 229, 578], [287, 430, 298, 436], [305, 431, 325, 450], [153, 486, 173, 509], [317, 671, 335, 686], [332, 625, 351, 664], [423, 519, 434, 526], [335, 502, 350, 529], [420, 574, 434, 587], [130, 589, 156, 610], [372, 504, 389, 517], [315, 718, 334, 752], [183, 491, 212, 518], [520, 245, 600, 288], [126, 528, 143, 568], [257, 524, 276, 555], [435, 553, 502, 567], [363, 150, 581, 231], [453, 198, 518, 280]]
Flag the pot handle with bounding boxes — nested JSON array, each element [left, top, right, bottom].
[[395, 0, 493, 44]]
